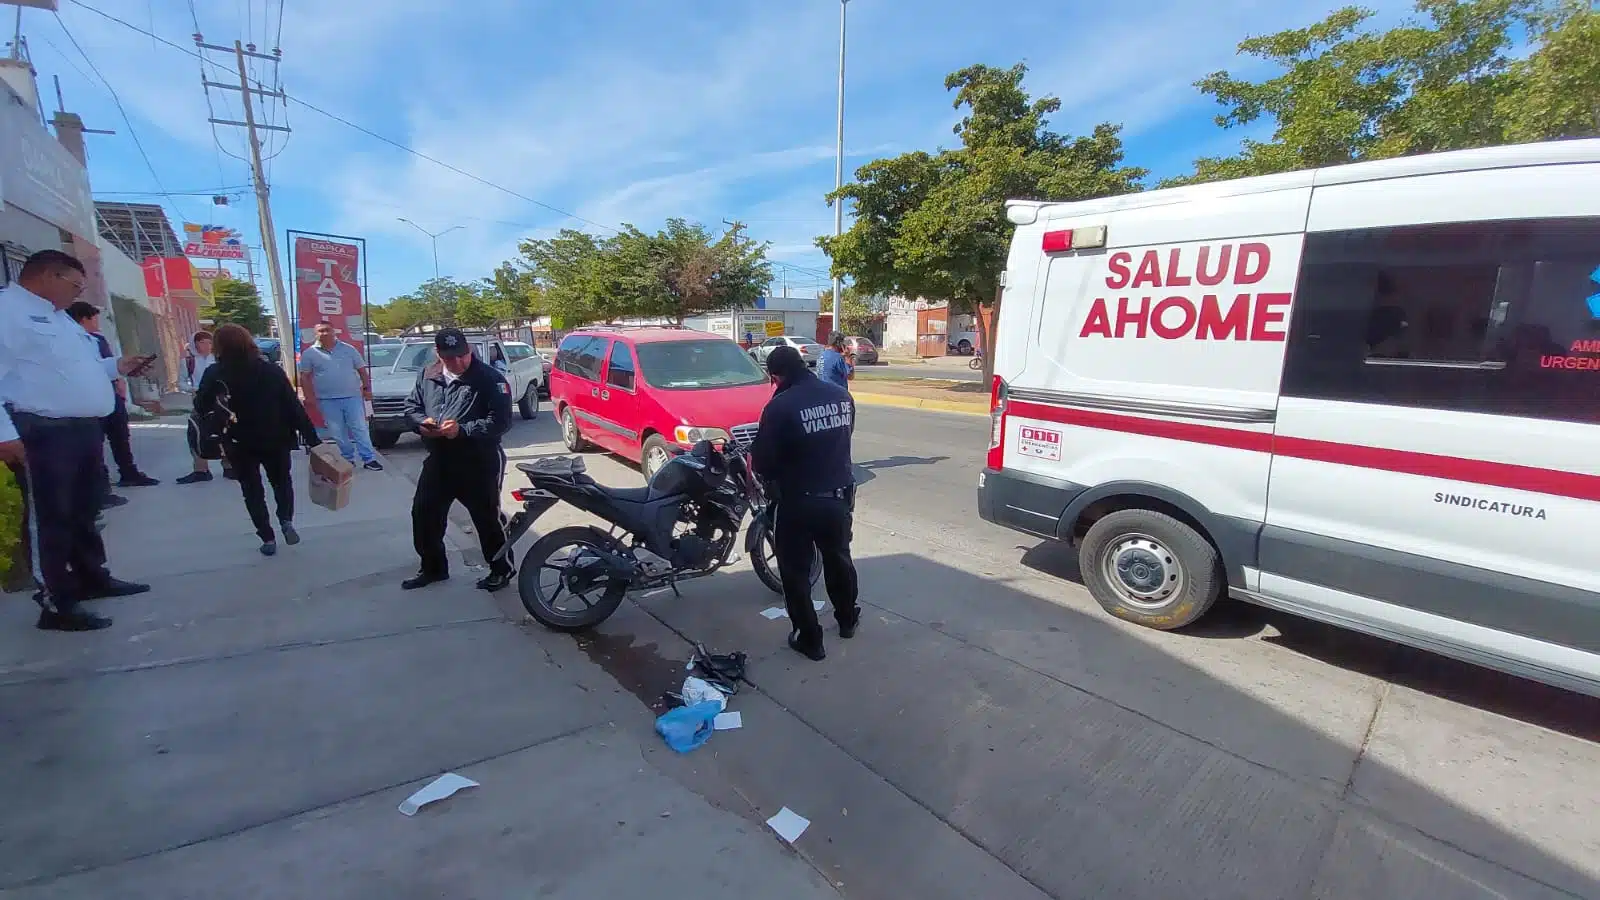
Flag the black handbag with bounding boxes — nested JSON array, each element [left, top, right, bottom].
[[187, 382, 235, 460]]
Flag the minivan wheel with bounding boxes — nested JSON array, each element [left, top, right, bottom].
[[641, 434, 673, 483], [561, 408, 591, 452], [1078, 509, 1221, 630]]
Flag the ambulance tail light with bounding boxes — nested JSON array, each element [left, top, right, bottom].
[[986, 375, 1008, 470]]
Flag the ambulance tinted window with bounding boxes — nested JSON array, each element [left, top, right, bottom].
[[1283, 217, 1600, 425]]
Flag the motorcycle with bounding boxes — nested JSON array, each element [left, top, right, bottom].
[[495, 439, 820, 632]]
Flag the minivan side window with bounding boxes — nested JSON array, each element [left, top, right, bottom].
[[554, 335, 587, 376], [606, 341, 637, 391], [572, 337, 607, 381], [1282, 217, 1600, 425]]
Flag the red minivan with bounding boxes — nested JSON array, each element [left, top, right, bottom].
[[549, 327, 776, 480]]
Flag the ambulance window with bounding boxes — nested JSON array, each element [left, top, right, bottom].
[[1284, 217, 1600, 425]]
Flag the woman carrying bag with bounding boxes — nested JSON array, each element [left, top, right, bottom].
[[193, 324, 323, 556]]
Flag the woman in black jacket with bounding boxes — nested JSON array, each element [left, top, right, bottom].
[[194, 324, 322, 555]]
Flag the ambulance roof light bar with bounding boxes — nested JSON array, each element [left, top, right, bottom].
[[1041, 225, 1108, 253]]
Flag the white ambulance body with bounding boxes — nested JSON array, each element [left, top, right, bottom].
[[977, 139, 1600, 697]]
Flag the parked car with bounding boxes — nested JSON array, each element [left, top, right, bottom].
[[843, 335, 878, 365], [534, 348, 553, 398], [254, 337, 281, 364], [948, 332, 978, 355], [549, 327, 775, 481], [748, 334, 823, 368], [367, 334, 545, 448]]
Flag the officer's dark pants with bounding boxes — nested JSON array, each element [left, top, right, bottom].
[[773, 493, 860, 644], [412, 447, 510, 577], [226, 444, 294, 542], [102, 396, 138, 481], [13, 414, 111, 613]]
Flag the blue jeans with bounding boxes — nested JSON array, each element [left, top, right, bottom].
[[318, 395, 377, 463]]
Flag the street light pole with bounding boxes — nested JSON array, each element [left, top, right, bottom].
[[397, 218, 464, 281], [832, 0, 848, 312]]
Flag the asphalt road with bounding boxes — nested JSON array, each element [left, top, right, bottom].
[[860, 362, 984, 382], [381, 400, 1600, 900]]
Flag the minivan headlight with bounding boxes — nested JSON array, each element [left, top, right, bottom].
[[674, 425, 730, 445]]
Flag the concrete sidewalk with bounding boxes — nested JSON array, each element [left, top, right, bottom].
[[0, 423, 837, 897]]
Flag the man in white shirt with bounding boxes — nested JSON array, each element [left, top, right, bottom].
[[177, 330, 232, 483], [0, 250, 155, 632]]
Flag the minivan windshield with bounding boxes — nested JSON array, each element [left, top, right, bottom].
[[637, 339, 768, 390]]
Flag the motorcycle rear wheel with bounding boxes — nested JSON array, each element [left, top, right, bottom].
[[518, 526, 631, 632], [748, 519, 823, 596]]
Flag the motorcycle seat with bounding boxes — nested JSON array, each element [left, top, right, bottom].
[[595, 484, 656, 505], [517, 455, 587, 480]]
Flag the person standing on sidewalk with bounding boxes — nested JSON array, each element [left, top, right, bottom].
[[66, 302, 160, 504], [818, 331, 856, 434], [0, 250, 154, 632], [298, 323, 382, 472], [193, 324, 322, 556], [750, 345, 861, 661], [401, 328, 514, 593], [177, 331, 233, 484]]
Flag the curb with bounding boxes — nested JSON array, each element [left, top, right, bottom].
[[851, 390, 988, 417]]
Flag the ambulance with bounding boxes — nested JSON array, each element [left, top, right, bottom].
[[976, 139, 1600, 697]]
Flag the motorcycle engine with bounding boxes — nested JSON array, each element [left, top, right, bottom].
[[669, 533, 714, 569]]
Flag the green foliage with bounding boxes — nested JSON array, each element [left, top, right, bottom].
[[0, 466, 20, 581], [818, 62, 1145, 317], [201, 279, 270, 335], [519, 219, 771, 326], [1166, 0, 1600, 186], [818, 285, 877, 334]]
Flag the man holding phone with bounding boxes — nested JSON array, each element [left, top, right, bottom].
[[0, 250, 154, 632], [66, 301, 160, 500], [400, 328, 515, 593]]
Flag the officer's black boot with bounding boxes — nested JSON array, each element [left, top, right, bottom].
[[787, 629, 826, 661]]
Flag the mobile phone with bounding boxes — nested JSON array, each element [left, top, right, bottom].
[[131, 354, 158, 375]]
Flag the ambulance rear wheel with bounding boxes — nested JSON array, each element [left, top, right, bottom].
[[1079, 509, 1221, 631]]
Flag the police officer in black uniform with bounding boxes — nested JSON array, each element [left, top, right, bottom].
[[750, 345, 860, 661], [401, 328, 515, 592]]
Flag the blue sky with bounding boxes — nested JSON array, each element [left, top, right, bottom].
[[29, 0, 1413, 306]]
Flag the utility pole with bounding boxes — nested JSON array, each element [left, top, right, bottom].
[[832, 0, 849, 313], [194, 36, 295, 382]]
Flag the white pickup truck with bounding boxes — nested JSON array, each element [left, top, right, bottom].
[[367, 336, 545, 449]]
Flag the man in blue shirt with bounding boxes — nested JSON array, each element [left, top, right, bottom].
[[0, 250, 154, 632], [818, 332, 855, 390], [299, 323, 382, 471]]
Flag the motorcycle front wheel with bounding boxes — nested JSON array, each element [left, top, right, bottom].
[[748, 519, 823, 595], [518, 526, 631, 632]]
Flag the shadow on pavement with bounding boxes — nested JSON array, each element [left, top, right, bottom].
[[593, 551, 1599, 900], [1018, 536, 1599, 743]]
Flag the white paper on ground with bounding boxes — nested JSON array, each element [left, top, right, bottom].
[[713, 711, 743, 731], [681, 676, 727, 710], [759, 607, 788, 620], [398, 773, 479, 816], [766, 807, 810, 843]]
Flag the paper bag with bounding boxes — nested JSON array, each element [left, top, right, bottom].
[[307, 443, 354, 511]]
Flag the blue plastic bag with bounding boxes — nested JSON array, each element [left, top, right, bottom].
[[654, 701, 722, 753]]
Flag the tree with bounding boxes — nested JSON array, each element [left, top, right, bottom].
[[520, 219, 772, 327], [368, 297, 424, 334], [202, 279, 270, 335], [1165, 0, 1599, 186], [483, 261, 543, 324], [818, 62, 1145, 381], [453, 282, 499, 329], [817, 285, 875, 334]]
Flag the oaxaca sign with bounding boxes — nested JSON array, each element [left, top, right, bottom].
[[182, 223, 246, 260], [292, 236, 364, 356]]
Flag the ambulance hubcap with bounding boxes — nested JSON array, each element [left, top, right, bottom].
[[1104, 534, 1183, 609]]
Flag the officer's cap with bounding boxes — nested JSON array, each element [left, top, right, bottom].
[[435, 327, 472, 359]]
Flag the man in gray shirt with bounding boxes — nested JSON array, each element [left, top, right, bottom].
[[298, 323, 382, 471]]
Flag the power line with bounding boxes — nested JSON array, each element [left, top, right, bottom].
[[51, 10, 194, 221]]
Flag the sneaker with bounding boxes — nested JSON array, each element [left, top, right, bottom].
[[260, 541, 277, 557], [84, 577, 151, 600], [838, 610, 860, 640], [787, 629, 826, 662], [118, 473, 161, 487], [401, 571, 449, 590], [37, 607, 113, 632], [280, 522, 300, 545], [176, 471, 213, 485], [101, 493, 129, 509], [362, 460, 384, 472]]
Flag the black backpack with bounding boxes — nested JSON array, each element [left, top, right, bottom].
[[187, 381, 235, 460]]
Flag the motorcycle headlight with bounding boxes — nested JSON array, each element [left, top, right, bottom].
[[673, 425, 729, 445]]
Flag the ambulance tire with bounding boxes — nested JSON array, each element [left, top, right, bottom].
[[1079, 509, 1222, 631]]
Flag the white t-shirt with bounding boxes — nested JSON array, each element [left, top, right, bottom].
[[191, 353, 215, 388]]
